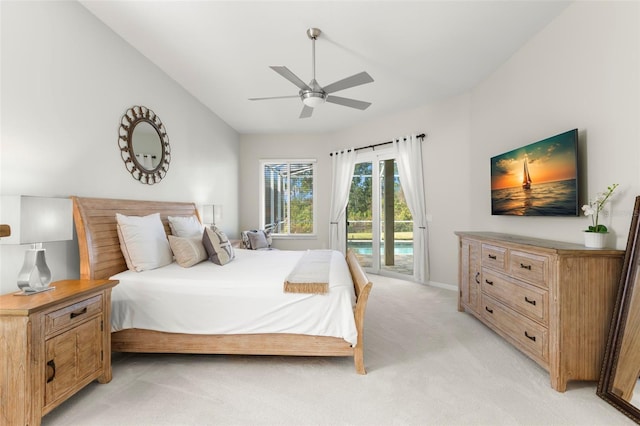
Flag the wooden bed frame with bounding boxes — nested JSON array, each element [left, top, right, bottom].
[[72, 196, 373, 374]]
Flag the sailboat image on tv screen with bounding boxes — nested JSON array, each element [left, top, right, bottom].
[[522, 155, 532, 190], [490, 129, 579, 216]]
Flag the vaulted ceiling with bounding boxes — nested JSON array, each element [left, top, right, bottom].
[[80, 1, 571, 134]]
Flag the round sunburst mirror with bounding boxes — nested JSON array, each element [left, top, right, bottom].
[[118, 105, 171, 185]]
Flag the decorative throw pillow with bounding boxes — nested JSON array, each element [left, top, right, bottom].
[[168, 235, 207, 268], [115, 213, 173, 272], [168, 215, 204, 238], [248, 230, 269, 250], [203, 226, 235, 265], [263, 228, 273, 246], [241, 229, 272, 250], [241, 230, 253, 249]]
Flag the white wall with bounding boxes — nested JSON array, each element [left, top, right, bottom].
[[469, 1, 639, 248], [240, 1, 639, 288], [0, 1, 240, 295]]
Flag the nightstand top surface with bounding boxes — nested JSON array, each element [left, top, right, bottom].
[[0, 279, 118, 316]]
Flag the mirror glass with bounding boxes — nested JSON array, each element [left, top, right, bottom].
[[118, 105, 171, 185], [131, 122, 162, 170], [598, 195, 640, 422]]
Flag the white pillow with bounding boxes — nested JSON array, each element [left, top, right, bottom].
[[115, 213, 173, 272], [168, 235, 207, 268], [168, 215, 204, 237]]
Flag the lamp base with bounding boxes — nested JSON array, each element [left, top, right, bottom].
[[14, 286, 56, 296], [17, 246, 54, 293]]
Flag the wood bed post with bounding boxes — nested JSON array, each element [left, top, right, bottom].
[[347, 249, 373, 374]]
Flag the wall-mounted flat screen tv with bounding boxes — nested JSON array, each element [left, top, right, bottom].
[[490, 128, 579, 216]]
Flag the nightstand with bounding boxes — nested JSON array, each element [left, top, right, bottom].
[[0, 279, 118, 425]]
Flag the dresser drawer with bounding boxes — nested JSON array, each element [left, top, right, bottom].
[[482, 269, 548, 324], [482, 244, 507, 271], [509, 250, 548, 287], [45, 294, 103, 336], [481, 294, 548, 363]]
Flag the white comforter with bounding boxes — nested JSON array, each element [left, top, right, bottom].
[[109, 249, 358, 346]]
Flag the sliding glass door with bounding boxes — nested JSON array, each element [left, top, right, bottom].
[[347, 153, 413, 276]]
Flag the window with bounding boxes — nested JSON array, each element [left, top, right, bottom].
[[260, 160, 316, 236]]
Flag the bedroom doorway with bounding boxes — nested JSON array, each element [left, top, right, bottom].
[[346, 155, 413, 277]]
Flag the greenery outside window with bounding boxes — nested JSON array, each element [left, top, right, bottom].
[[260, 159, 316, 237]]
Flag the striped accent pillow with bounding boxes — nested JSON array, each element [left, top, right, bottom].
[[168, 235, 207, 267]]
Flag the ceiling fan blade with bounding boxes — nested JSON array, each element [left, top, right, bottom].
[[248, 95, 299, 101], [299, 105, 313, 119], [322, 72, 374, 94], [270, 66, 311, 91], [326, 95, 371, 110]]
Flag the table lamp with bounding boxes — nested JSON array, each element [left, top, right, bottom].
[[0, 196, 73, 294], [202, 204, 222, 227]]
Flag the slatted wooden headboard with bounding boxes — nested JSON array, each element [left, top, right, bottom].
[[72, 196, 199, 280]]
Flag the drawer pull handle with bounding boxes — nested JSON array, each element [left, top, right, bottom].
[[524, 296, 536, 306], [485, 279, 494, 285], [46, 360, 56, 383], [485, 306, 494, 314], [520, 263, 532, 270], [488, 254, 497, 260], [524, 331, 536, 342], [70, 307, 88, 319], [475, 272, 480, 284]]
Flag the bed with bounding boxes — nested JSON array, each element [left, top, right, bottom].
[[71, 196, 372, 374]]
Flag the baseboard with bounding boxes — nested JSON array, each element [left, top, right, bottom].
[[368, 272, 457, 292], [427, 280, 457, 292]]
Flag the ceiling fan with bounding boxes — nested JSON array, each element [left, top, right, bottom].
[[249, 28, 374, 119]]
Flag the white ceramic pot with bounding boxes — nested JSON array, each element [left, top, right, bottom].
[[584, 231, 607, 248]]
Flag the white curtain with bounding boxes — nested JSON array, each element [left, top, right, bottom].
[[394, 134, 429, 283], [329, 149, 356, 254]]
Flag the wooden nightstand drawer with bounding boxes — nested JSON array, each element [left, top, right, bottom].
[[45, 294, 103, 336], [482, 269, 548, 324], [509, 250, 548, 287], [481, 294, 548, 363], [482, 244, 507, 271]]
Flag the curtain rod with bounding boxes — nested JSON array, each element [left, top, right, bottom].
[[329, 133, 426, 156]]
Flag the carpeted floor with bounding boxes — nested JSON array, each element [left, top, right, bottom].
[[42, 274, 631, 425]]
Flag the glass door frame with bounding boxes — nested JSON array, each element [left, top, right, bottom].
[[350, 148, 412, 279]]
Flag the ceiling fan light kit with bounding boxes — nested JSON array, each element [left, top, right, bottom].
[[301, 91, 326, 108], [249, 27, 373, 118]]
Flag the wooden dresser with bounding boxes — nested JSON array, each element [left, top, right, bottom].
[[455, 232, 623, 392], [0, 279, 118, 425]]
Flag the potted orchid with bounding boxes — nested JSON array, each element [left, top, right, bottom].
[[582, 183, 619, 248]]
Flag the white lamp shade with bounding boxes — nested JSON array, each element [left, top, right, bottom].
[[0, 196, 73, 245], [202, 204, 222, 225]]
